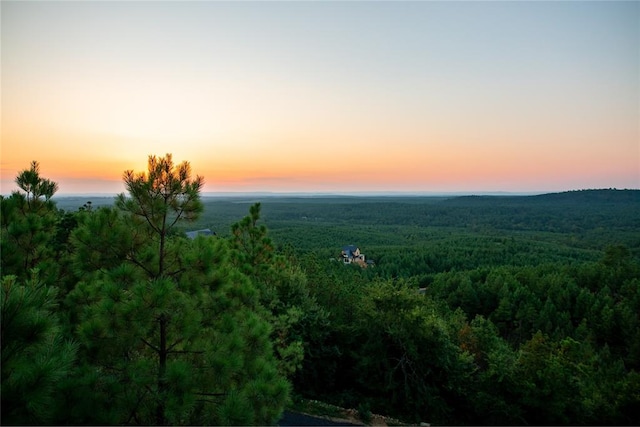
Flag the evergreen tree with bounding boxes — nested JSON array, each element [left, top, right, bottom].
[[65, 155, 289, 425], [1, 272, 77, 425], [1, 161, 60, 284], [461, 315, 525, 425], [344, 280, 474, 424], [14, 160, 59, 205], [115, 154, 204, 424], [230, 203, 312, 378]]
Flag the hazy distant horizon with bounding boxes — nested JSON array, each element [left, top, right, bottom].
[[4, 174, 635, 198], [39, 187, 638, 200]]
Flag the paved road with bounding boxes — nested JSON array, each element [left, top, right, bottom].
[[278, 410, 360, 426]]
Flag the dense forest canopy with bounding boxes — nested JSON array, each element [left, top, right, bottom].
[[3, 158, 639, 425]]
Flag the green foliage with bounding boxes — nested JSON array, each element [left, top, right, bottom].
[[357, 401, 372, 424], [117, 154, 203, 223], [231, 202, 274, 276], [14, 161, 59, 204], [116, 153, 204, 279], [230, 203, 328, 380], [1, 272, 77, 425], [348, 281, 473, 423], [1, 182, 60, 284]]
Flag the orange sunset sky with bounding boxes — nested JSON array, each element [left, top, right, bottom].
[[1, 1, 638, 195]]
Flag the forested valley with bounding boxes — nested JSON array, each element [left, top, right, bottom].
[[2, 156, 639, 425]]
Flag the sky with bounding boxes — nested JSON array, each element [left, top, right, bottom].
[[1, 1, 638, 195]]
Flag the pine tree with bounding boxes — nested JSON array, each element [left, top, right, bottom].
[[65, 155, 289, 425], [1, 161, 60, 284], [1, 272, 77, 425], [114, 154, 204, 424], [230, 203, 329, 379]]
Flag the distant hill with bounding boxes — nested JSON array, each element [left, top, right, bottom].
[[443, 189, 640, 206], [529, 189, 640, 203]]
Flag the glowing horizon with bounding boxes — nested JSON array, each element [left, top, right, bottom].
[[2, 1, 638, 195]]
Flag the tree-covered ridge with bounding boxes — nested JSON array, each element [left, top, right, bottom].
[[2, 160, 639, 425]]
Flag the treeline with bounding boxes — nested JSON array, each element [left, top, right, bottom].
[[2, 159, 639, 425]]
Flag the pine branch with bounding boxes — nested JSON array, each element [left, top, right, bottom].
[[126, 253, 155, 278], [166, 338, 183, 352], [124, 388, 149, 425], [167, 349, 205, 355], [141, 337, 160, 353], [135, 204, 161, 234], [196, 399, 220, 404], [166, 267, 186, 278], [168, 198, 187, 230]]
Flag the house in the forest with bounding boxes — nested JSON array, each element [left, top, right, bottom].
[[341, 245, 368, 267], [185, 228, 215, 239]]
